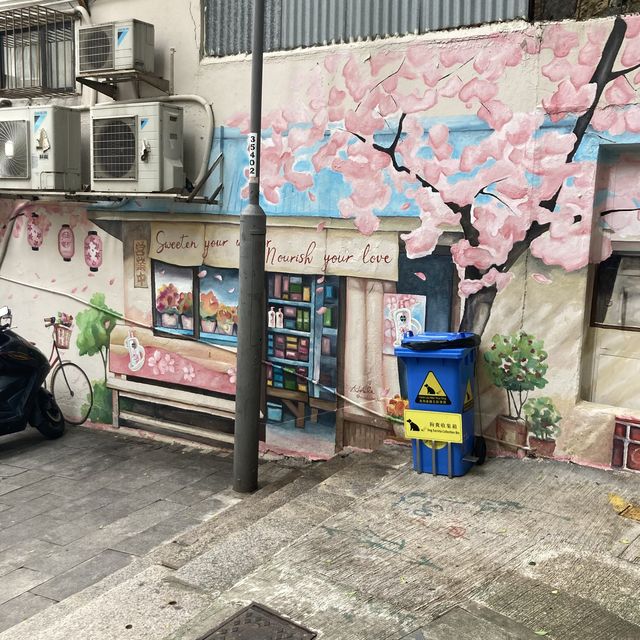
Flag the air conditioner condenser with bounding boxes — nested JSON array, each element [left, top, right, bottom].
[[90, 101, 184, 193]]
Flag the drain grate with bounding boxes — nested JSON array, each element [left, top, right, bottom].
[[196, 602, 317, 640]]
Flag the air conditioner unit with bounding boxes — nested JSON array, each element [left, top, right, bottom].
[[78, 20, 155, 76], [90, 102, 184, 193], [0, 106, 81, 191]]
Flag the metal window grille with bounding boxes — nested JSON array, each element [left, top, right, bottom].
[[612, 419, 640, 473], [92, 116, 138, 181], [0, 6, 75, 97], [204, 0, 531, 57]]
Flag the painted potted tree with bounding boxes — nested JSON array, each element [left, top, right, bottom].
[[484, 331, 548, 457], [178, 292, 194, 330], [200, 291, 219, 334], [155, 283, 180, 329], [523, 396, 561, 458]]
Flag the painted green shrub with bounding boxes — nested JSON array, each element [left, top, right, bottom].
[[484, 331, 548, 420], [76, 292, 119, 381], [523, 396, 561, 440], [76, 293, 120, 425]]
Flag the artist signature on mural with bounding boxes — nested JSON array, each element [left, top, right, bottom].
[[349, 383, 376, 400]]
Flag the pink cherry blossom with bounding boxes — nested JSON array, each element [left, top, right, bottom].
[[532, 273, 553, 284], [542, 80, 597, 121], [458, 78, 499, 103], [541, 23, 579, 58], [605, 76, 636, 106]]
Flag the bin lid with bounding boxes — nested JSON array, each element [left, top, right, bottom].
[[394, 331, 480, 356]]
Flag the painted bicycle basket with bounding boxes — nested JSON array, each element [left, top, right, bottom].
[[54, 324, 72, 349]]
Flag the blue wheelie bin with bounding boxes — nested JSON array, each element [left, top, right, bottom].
[[394, 332, 484, 477]]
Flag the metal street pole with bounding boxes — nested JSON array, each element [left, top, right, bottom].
[[233, 0, 266, 493]]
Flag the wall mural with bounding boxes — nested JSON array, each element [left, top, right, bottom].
[[0, 203, 124, 430], [219, 15, 640, 463], [5, 16, 640, 466]]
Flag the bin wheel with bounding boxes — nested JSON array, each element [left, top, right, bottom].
[[474, 436, 487, 466]]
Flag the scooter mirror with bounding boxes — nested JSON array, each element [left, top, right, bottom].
[[0, 306, 11, 329]]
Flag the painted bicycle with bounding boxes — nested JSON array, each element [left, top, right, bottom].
[[44, 314, 93, 425]]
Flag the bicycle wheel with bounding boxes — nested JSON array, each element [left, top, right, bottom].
[[51, 362, 93, 425]]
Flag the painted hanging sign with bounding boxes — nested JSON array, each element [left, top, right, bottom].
[[152, 223, 205, 266], [151, 223, 398, 280], [134, 239, 148, 288], [323, 229, 398, 281]]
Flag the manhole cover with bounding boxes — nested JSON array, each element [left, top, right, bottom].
[[196, 602, 317, 640]]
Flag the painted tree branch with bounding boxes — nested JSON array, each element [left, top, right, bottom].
[[461, 16, 633, 334], [371, 113, 480, 246]]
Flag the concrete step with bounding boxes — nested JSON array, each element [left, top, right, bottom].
[[0, 446, 407, 640], [401, 602, 543, 639]]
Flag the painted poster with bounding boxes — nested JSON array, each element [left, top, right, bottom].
[[382, 293, 426, 355], [198, 267, 239, 341]]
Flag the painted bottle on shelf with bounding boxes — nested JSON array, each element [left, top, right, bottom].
[[275, 307, 284, 329], [268, 306, 276, 328]]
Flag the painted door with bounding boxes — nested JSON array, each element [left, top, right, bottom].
[[588, 253, 640, 410]]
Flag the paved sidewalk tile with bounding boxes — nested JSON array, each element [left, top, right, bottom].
[[30, 549, 133, 601], [0, 425, 245, 636], [0, 539, 60, 578], [0, 592, 57, 633], [0, 567, 51, 605], [111, 512, 204, 556], [0, 464, 27, 478]]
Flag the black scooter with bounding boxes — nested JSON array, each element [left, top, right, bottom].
[[0, 306, 65, 439]]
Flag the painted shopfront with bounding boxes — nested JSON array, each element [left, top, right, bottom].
[[3, 14, 640, 469]]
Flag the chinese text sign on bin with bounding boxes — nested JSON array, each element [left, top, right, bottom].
[[404, 409, 463, 443]]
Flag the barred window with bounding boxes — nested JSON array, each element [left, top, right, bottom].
[[0, 7, 75, 98]]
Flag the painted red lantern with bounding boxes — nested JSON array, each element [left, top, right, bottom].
[[27, 213, 43, 251], [58, 224, 75, 262], [84, 230, 103, 272]]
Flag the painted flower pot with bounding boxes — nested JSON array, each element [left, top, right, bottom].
[[181, 315, 194, 330], [495, 415, 527, 458], [201, 318, 216, 333], [529, 436, 556, 458], [161, 313, 179, 329]]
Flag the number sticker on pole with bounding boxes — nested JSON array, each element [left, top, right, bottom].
[[248, 132, 258, 179]]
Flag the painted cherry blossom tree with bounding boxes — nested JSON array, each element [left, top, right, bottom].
[[230, 15, 640, 336]]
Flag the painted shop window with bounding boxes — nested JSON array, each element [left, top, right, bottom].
[[396, 248, 457, 333], [592, 253, 640, 330], [612, 418, 640, 472], [198, 267, 239, 344], [152, 261, 239, 345], [153, 262, 195, 337]]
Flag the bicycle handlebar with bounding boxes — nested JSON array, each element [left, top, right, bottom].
[[44, 317, 55, 328]]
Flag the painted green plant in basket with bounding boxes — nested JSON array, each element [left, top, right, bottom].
[[484, 331, 548, 420], [523, 396, 561, 440]]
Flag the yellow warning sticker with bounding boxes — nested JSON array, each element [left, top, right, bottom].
[[463, 380, 473, 411], [415, 370, 451, 405], [404, 409, 463, 443]]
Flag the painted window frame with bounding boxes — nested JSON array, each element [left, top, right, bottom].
[[151, 259, 239, 347], [590, 250, 640, 333], [612, 417, 640, 472]]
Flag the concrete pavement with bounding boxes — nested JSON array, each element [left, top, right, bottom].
[[1, 430, 640, 639], [0, 426, 284, 633]]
